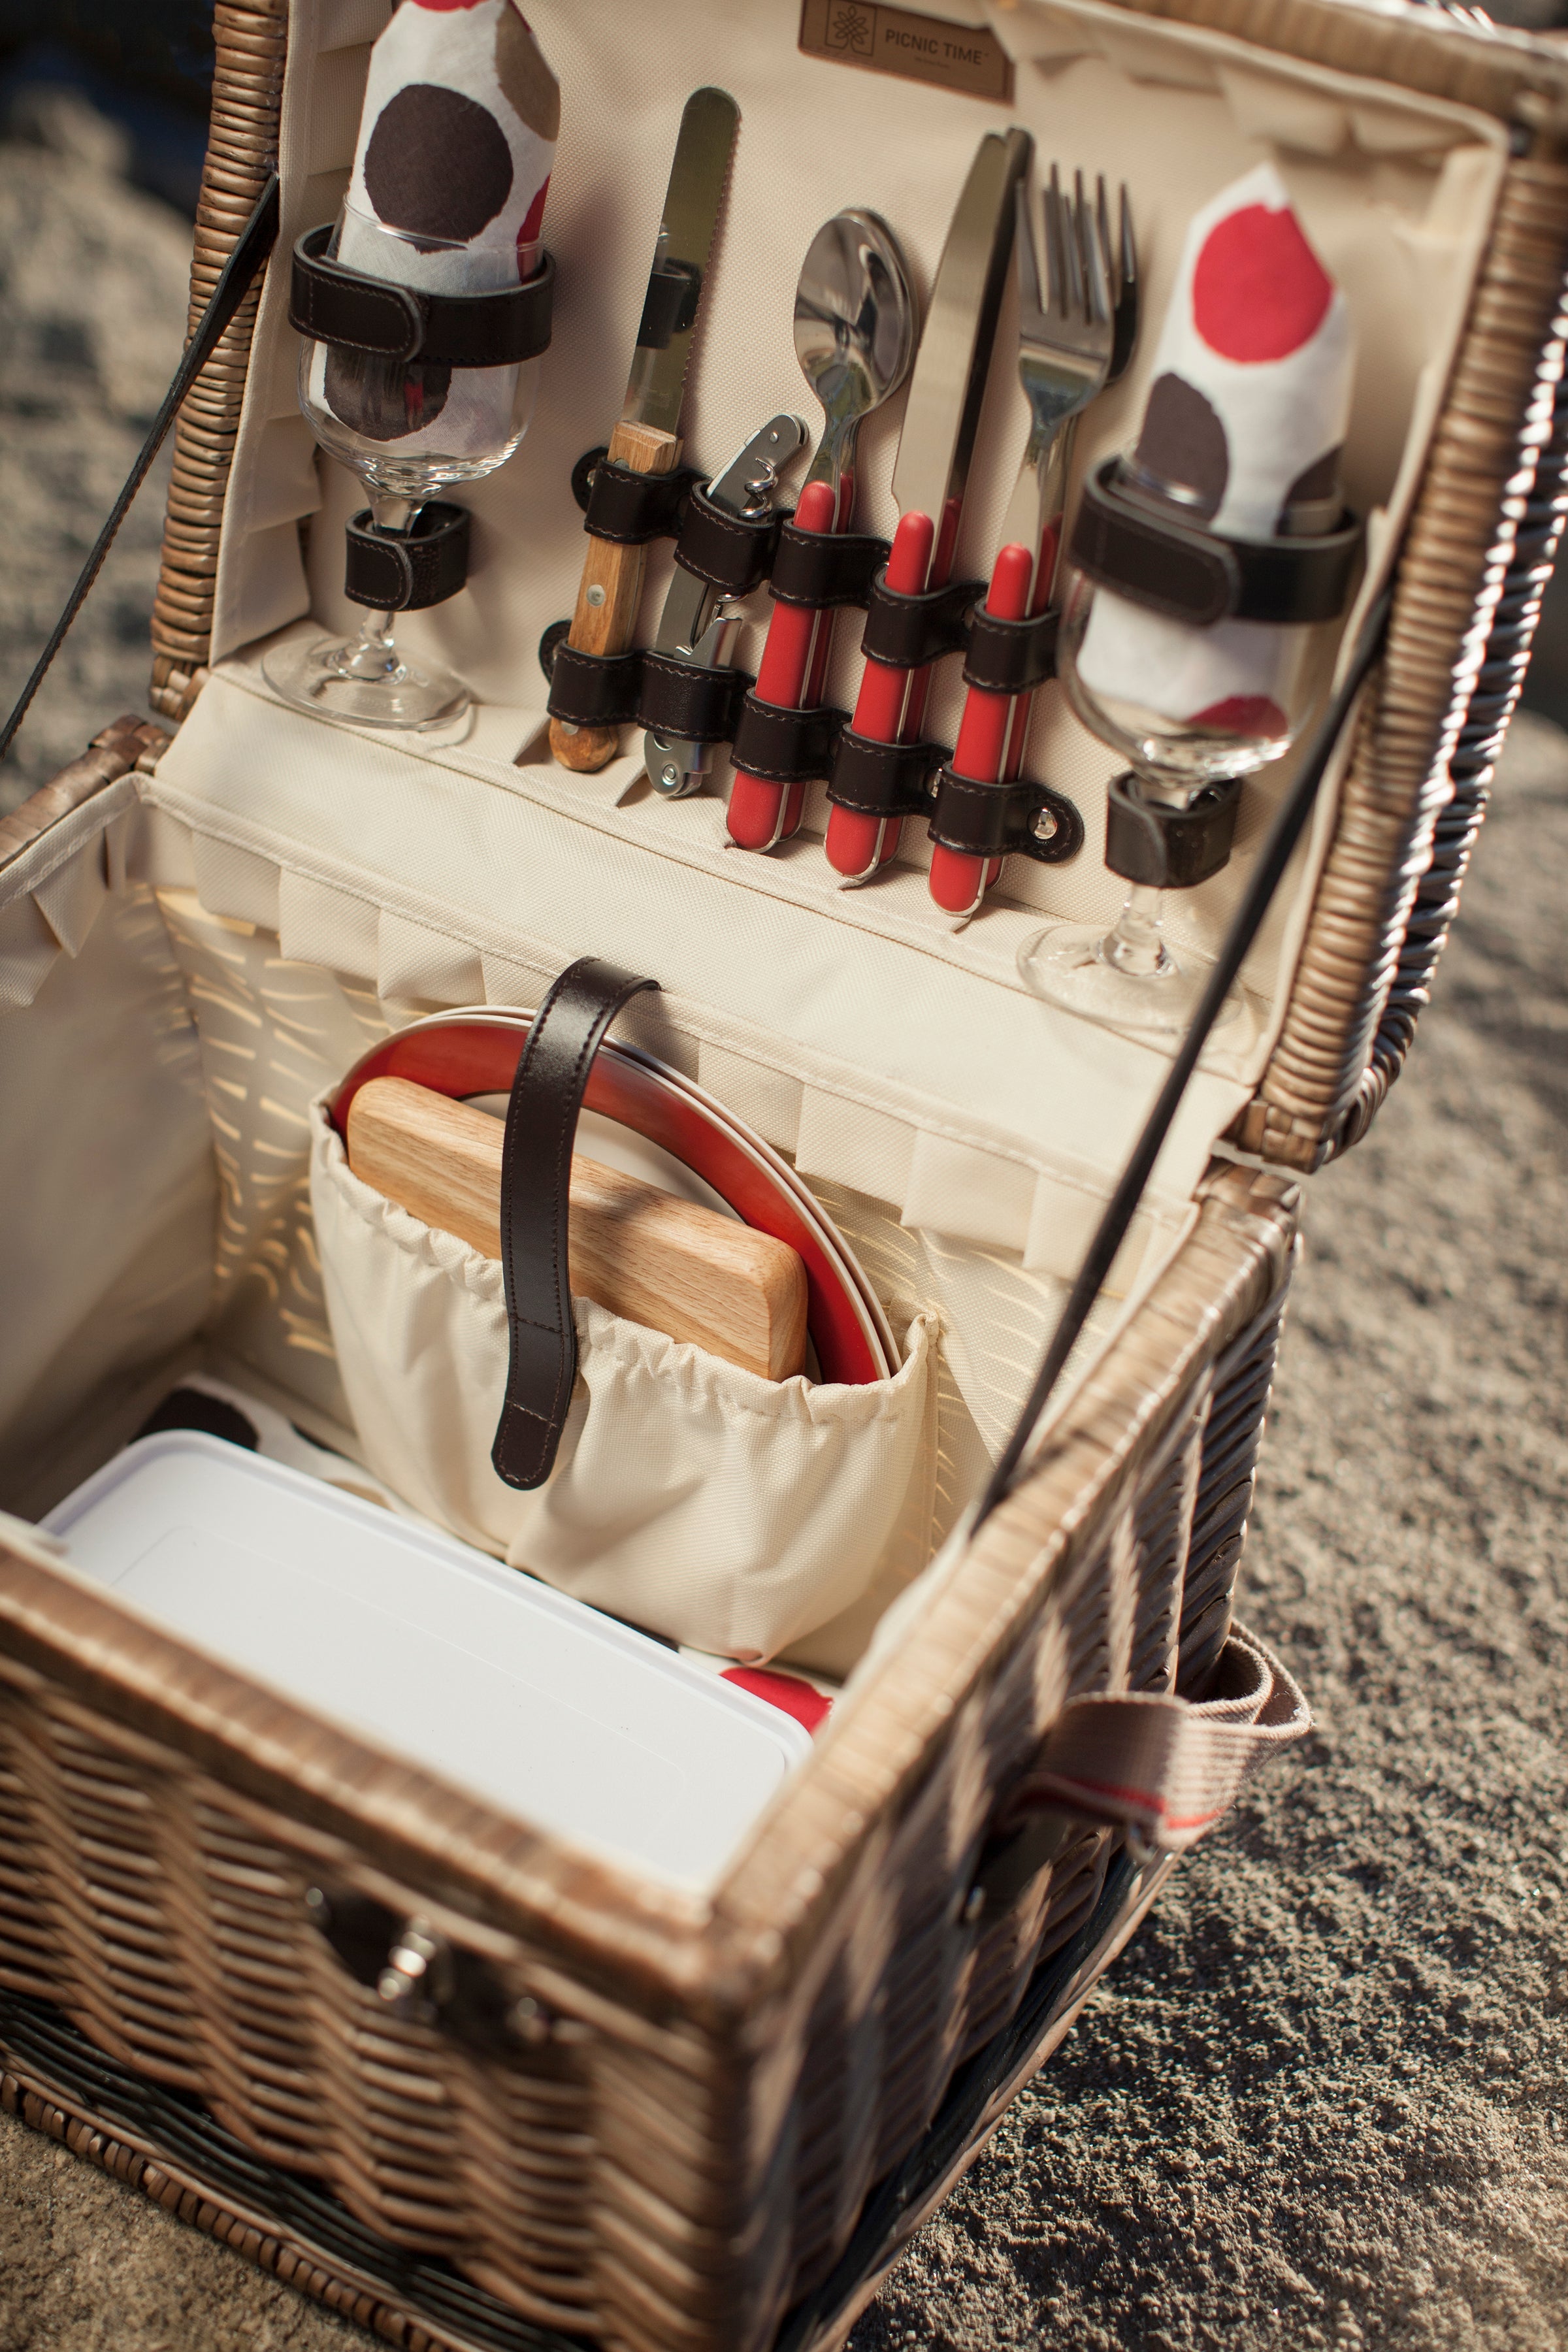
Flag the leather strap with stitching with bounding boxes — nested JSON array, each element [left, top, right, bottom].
[[731, 694, 848, 785], [636, 653, 754, 747], [768, 525, 891, 610], [674, 486, 790, 597], [546, 643, 643, 728], [962, 606, 1059, 696], [1071, 459, 1364, 629], [344, 502, 470, 612], [860, 572, 985, 670], [581, 459, 701, 547], [290, 225, 555, 369], [492, 960, 659, 1492], [826, 728, 949, 819]]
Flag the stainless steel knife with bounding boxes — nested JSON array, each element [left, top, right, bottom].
[[548, 86, 740, 775]]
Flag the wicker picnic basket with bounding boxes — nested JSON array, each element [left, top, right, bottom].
[[1, 1, 1566, 2347]]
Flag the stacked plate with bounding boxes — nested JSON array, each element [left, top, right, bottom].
[[329, 1007, 899, 1386]]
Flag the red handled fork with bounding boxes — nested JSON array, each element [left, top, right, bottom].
[[928, 171, 1135, 917]]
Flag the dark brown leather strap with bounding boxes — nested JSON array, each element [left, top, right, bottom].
[[635, 652, 754, 746], [581, 457, 700, 546], [545, 641, 643, 727], [1071, 459, 1364, 628], [290, 225, 555, 369], [344, 502, 470, 612], [768, 525, 890, 610], [491, 960, 659, 1492], [860, 572, 984, 670], [730, 694, 848, 785]]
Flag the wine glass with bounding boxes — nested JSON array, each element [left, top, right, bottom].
[[1017, 560, 1333, 1037], [265, 203, 544, 730]]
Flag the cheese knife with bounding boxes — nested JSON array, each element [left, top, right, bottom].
[[548, 86, 740, 775]]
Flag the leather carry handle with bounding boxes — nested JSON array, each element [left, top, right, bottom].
[[492, 958, 660, 1491]]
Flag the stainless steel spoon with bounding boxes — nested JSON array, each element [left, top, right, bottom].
[[723, 210, 919, 849], [794, 207, 917, 524]]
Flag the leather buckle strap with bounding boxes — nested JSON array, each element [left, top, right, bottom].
[[1071, 459, 1364, 629], [546, 642, 642, 729], [674, 484, 790, 597], [928, 769, 1084, 866], [492, 960, 660, 1492], [768, 525, 891, 609], [344, 502, 470, 612], [1104, 769, 1242, 889], [730, 694, 848, 785], [636, 653, 753, 747], [581, 457, 702, 546], [860, 571, 985, 670], [290, 225, 555, 369], [826, 728, 948, 819], [962, 606, 1059, 696]]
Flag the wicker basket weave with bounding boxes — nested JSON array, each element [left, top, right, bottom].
[[3, 0, 1568, 2345]]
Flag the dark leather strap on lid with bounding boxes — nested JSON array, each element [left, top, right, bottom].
[[860, 571, 985, 670], [827, 728, 948, 819], [636, 652, 753, 747], [546, 641, 642, 728], [344, 502, 470, 612], [674, 485, 789, 597], [493, 960, 660, 1491], [1103, 769, 1243, 889], [962, 606, 1060, 696], [581, 457, 701, 547], [928, 769, 1084, 866], [730, 694, 847, 785], [291, 225, 555, 368], [768, 525, 891, 610], [1071, 460, 1364, 629]]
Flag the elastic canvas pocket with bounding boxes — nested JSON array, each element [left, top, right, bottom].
[[310, 1100, 936, 1659]]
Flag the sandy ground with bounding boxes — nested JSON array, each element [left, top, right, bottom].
[[2, 94, 1566, 2352], [0, 88, 190, 813]]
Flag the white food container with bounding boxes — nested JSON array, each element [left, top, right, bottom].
[[43, 1431, 811, 1887]]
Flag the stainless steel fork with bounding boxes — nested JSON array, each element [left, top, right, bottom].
[[996, 165, 1123, 600]]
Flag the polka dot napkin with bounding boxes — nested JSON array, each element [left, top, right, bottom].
[[1077, 163, 1354, 746], [320, 0, 558, 452]]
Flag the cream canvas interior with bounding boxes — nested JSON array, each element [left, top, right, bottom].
[[0, 0, 1506, 1687]]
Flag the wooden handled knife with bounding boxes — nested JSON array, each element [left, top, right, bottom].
[[547, 86, 740, 775]]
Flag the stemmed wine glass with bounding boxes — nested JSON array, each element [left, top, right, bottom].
[[265, 204, 543, 730], [1017, 557, 1333, 1037]]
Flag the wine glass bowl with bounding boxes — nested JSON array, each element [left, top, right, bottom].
[[1017, 563, 1332, 1037], [265, 205, 544, 730]]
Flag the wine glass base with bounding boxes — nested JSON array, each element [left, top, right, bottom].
[[1017, 921, 1242, 1041], [262, 632, 470, 732]]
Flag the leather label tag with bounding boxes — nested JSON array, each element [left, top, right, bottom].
[[798, 1, 1013, 101]]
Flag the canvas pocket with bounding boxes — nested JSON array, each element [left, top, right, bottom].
[[310, 1100, 936, 1659]]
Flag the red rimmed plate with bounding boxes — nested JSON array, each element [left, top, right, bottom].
[[328, 1010, 897, 1388]]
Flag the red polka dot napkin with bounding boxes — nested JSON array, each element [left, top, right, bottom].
[[319, 0, 557, 450], [1077, 163, 1354, 747]]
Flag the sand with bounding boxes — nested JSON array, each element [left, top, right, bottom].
[[1, 87, 1565, 2352]]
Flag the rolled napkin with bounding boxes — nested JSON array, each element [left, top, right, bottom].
[[318, 0, 558, 451], [1075, 161, 1354, 749]]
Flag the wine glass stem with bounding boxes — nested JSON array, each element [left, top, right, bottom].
[[1102, 883, 1173, 978], [352, 489, 416, 665]]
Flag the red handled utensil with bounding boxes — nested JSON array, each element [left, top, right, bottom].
[[930, 171, 1135, 917], [728, 212, 916, 853], [823, 129, 1030, 883], [927, 541, 1032, 911], [727, 479, 836, 849], [826, 508, 936, 877]]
